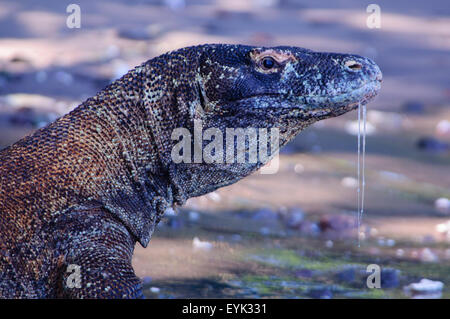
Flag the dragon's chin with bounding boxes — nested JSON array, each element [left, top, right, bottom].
[[302, 79, 381, 119]]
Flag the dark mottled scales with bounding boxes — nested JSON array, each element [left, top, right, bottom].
[[0, 44, 381, 298]]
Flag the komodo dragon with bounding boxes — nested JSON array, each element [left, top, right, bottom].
[[0, 44, 382, 298]]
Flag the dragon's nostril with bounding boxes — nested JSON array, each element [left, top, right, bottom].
[[344, 60, 362, 71]]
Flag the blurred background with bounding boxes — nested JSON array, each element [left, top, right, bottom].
[[0, 0, 449, 298]]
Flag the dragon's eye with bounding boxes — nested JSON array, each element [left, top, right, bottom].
[[261, 56, 276, 70]]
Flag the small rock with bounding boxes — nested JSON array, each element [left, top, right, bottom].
[[341, 177, 358, 188], [298, 220, 320, 236], [207, 191, 221, 202], [293, 163, 304, 174], [386, 239, 396, 247], [396, 249, 405, 257], [403, 279, 444, 299], [436, 120, 450, 136], [369, 227, 378, 237], [188, 211, 200, 222], [192, 237, 213, 251], [436, 220, 450, 233], [149, 286, 160, 293], [435, 198, 450, 214], [377, 237, 386, 247], [285, 208, 305, 229], [419, 248, 439, 263]]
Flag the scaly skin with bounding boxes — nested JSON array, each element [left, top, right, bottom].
[[0, 44, 381, 298]]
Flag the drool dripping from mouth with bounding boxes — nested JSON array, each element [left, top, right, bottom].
[[357, 101, 367, 247]]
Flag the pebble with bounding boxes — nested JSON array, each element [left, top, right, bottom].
[[192, 237, 213, 251], [341, 177, 358, 188], [298, 220, 320, 236], [149, 287, 160, 293], [285, 208, 305, 229], [293, 163, 304, 174], [403, 279, 444, 299], [435, 198, 450, 214], [439, 221, 450, 240], [386, 239, 396, 247], [419, 248, 439, 263], [188, 211, 200, 222], [207, 191, 221, 202], [436, 120, 450, 136], [325, 240, 334, 248], [396, 249, 405, 257]]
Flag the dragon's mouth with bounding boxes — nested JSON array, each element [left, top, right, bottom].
[[226, 79, 381, 119]]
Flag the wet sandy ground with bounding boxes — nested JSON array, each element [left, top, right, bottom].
[[0, 0, 449, 298]]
